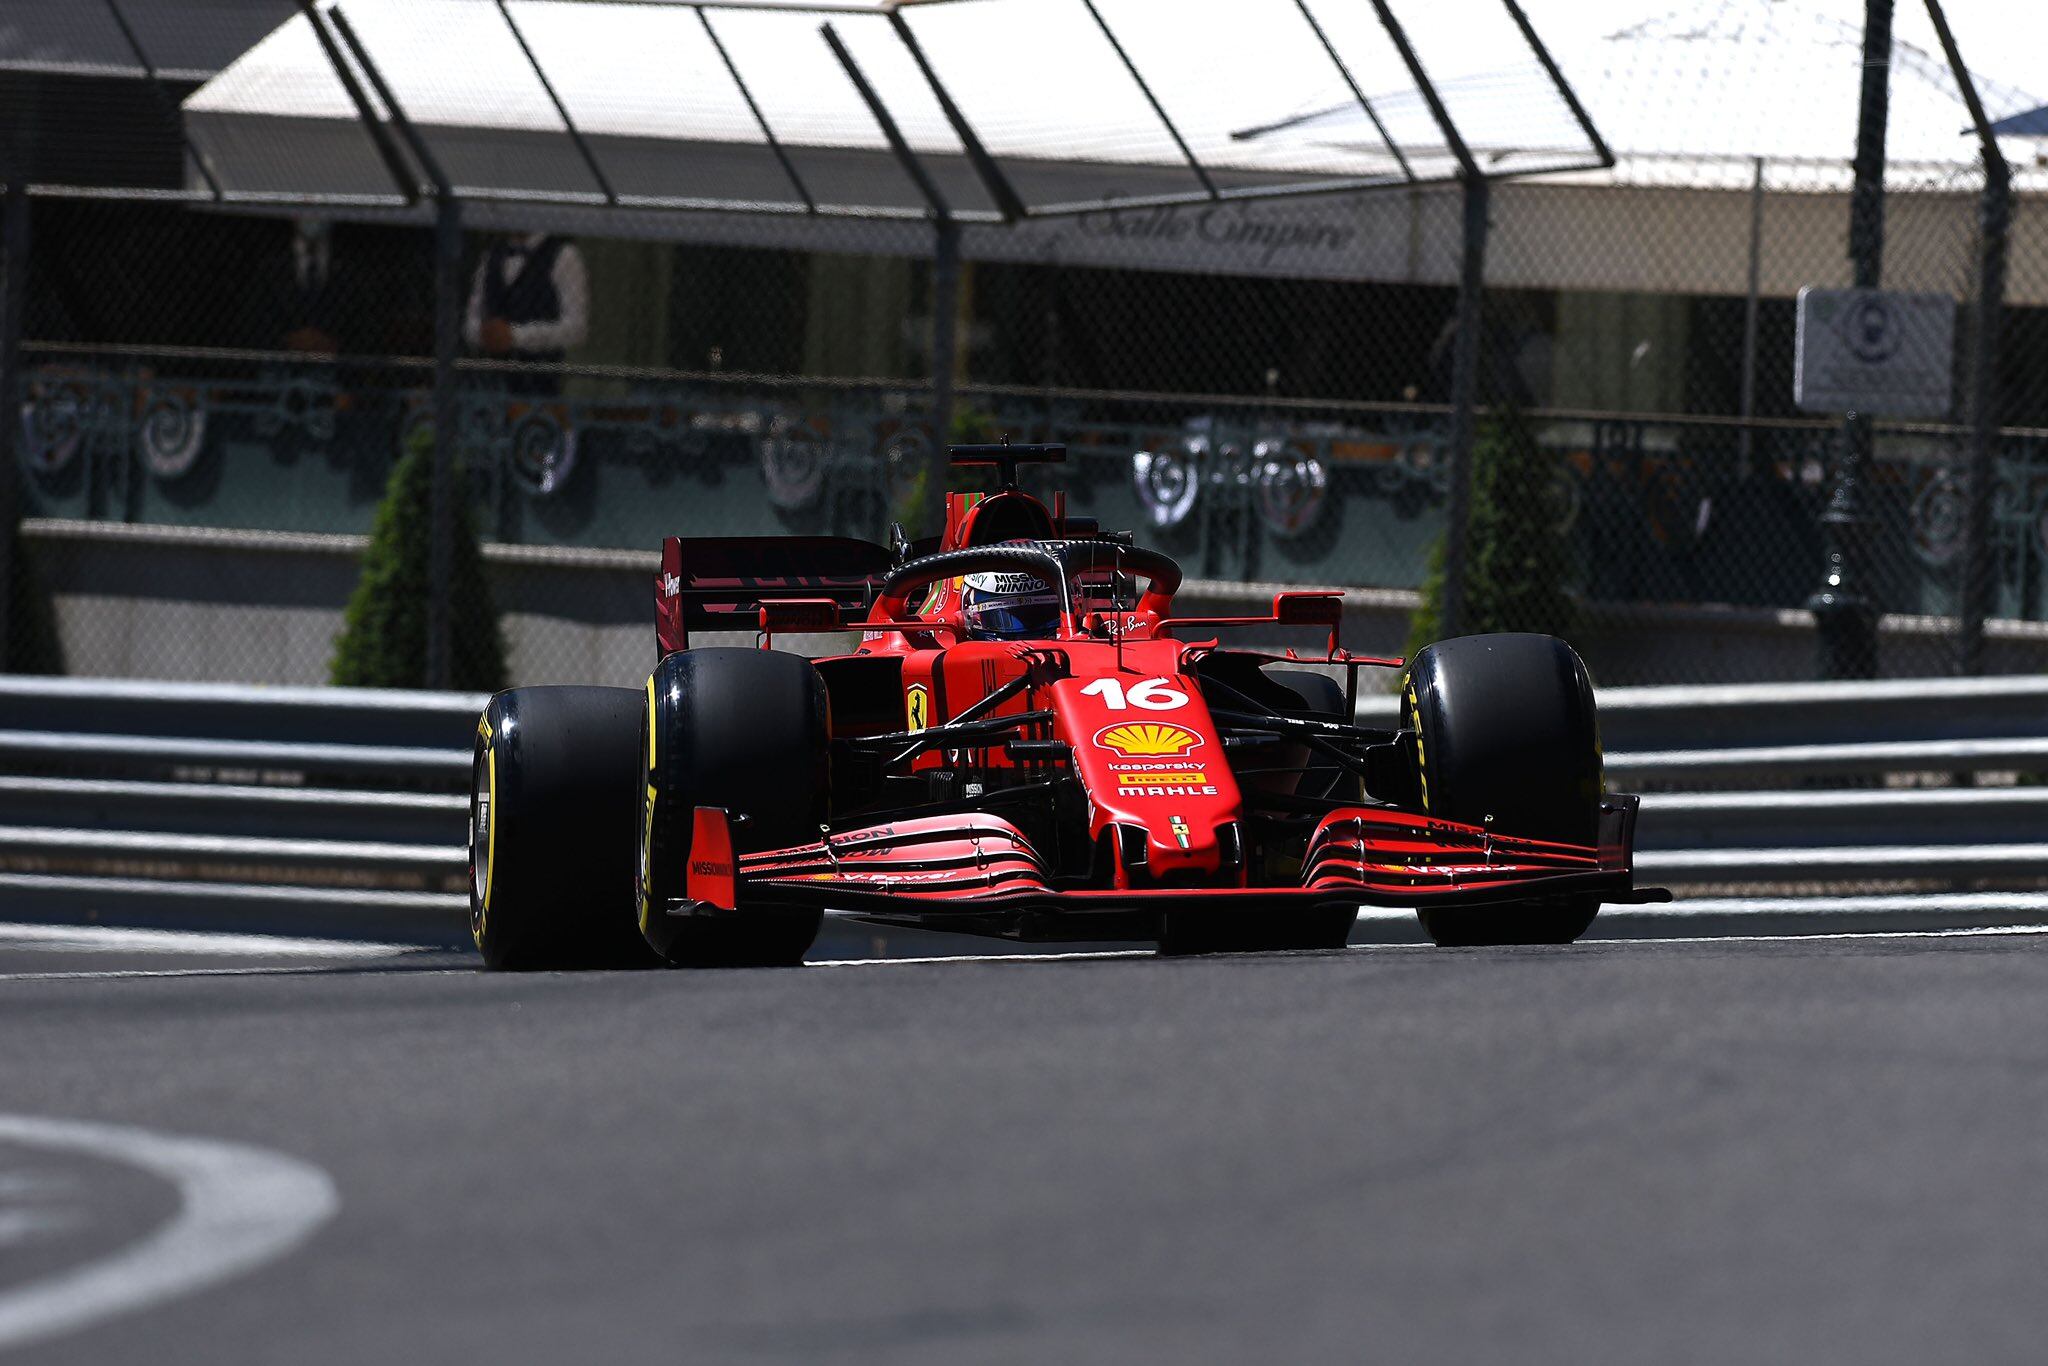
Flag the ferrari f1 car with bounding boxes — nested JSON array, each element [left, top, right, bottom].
[[469, 443, 1666, 969]]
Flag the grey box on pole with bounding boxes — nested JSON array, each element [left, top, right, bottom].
[[1794, 287, 1955, 419]]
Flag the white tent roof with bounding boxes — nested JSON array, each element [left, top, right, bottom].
[[1253, 0, 2048, 192], [179, 0, 1607, 217]]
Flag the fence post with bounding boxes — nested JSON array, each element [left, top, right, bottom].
[[1441, 173, 1490, 641], [324, 5, 459, 689], [1366, 0, 1489, 642], [1809, 0, 1891, 680], [1924, 0, 2014, 677], [1739, 157, 1764, 473], [428, 196, 461, 691], [820, 21, 955, 538], [1957, 160, 2010, 676], [929, 220, 961, 529], [0, 183, 26, 673]]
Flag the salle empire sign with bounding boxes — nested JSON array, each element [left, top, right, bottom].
[[1076, 203, 1358, 268], [966, 200, 1368, 281]]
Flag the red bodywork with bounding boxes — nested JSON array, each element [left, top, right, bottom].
[[652, 461, 1653, 943]]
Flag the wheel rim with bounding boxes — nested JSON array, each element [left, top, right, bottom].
[[469, 740, 493, 939]]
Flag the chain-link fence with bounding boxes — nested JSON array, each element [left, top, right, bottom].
[[4, 0, 2046, 691]]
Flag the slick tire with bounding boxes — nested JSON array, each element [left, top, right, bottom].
[[638, 648, 827, 968], [1402, 633, 1603, 948], [471, 686, 660, 971], [1157, 903, 1357, 956]]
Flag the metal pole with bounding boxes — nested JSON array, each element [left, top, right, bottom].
[[103, 0, 226, 200], [0, 183, 27, 672], [294, 0, 420, 202], [819, 24, 950, 221], [1497, 0, 1614, 170], [700, 10, 815, 213], [428, 198, 462, 690], [820, 22, 955, 534], [1739, 156, 1763, 473], [493, 0, 616, 204], [1077, 0, 1218, 199], [928, 221, 961, 536], [887, 10, 1027, 221], [1290, 0, 1412, 181], [328, 4, 459, 688], [1808, 0, 1891, 679], [1925, 0, 2011, 676], [1368, 0, 1488, 640], [1441, 175, 1489, 641], [1958, 158, 2010, 677]]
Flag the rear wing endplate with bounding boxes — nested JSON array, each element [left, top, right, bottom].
[[657, 535, 891, 654]]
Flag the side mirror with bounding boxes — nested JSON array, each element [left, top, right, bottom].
[[1272, 591, 1343, 627]]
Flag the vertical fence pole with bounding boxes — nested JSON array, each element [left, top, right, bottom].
[[1440, 174, 1490, 641], [1809, 0, 1891, 680], [930, 220, 961, 523], [820, 22, 955, 537], [1958, 157, 2010, 676], [1925, 0, 2013, 677], [325, 5, 459, 688], [1739, 156, 1764, 474], [428, 196, 461, 691], [0, 183, 27, 672], [1367, 0, 1489, 642]]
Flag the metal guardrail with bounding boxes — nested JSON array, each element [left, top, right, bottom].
[[0, 672, 2042, 936]]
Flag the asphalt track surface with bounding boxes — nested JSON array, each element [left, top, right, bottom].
[[5, 924, 2048, 1364]]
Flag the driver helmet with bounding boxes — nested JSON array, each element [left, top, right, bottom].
[[960, 568, 1060, 640]]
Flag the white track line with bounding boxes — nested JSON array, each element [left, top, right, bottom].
[[808, 923, 2048, 967], [0, 923, 420, 959], [0, 965, 473, 985], [0, 1115, 338, 1352], [1591, 924, 2048, 948], [807, 948, 1156, 969]]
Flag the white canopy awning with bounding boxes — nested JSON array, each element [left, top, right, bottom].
[[179, 0, 1608, 219], [1247, 0, 2048, 193]]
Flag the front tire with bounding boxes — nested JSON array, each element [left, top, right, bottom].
[[1402, 634, 1603, 947], [638, 649, 827, 968], [471, 686, 659, 971]]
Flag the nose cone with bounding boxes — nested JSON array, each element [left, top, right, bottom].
[[1147, 813, 1217, 877], [1115, 813, 1244, 886]]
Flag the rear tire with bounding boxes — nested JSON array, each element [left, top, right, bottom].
[[471, 687, 660, 971], [1402, 634, 1603, 947], [638, 649, 827, 968]]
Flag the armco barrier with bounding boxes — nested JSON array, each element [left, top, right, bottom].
[[0, 672, 2044, 940]]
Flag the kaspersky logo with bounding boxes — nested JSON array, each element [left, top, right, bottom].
[[1095, 723, 1202, 758]]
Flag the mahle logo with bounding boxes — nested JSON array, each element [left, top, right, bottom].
[[1095, 722, 1201, 758]]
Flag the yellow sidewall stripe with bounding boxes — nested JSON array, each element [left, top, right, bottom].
[[639, 675, 658, 935], [1405, 680, 1430, 813]]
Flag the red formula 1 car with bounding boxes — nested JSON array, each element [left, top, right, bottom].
[[469, 444, 1666, 969]]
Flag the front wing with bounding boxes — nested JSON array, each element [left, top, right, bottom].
[[677, 798, 1666, 940]]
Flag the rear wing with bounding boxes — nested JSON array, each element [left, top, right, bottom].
[[656, 535, 891, 654]]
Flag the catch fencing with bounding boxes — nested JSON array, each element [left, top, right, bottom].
[[4, 0, 2048, 690]]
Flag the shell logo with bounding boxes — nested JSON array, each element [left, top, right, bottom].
[[1095, 722, 1202, 758]]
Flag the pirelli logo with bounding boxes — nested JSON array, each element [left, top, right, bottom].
[[1116, 770, 1209, 788]]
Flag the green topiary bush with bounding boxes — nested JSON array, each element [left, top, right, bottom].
[[331, 428, 506, 691], [1407, 406, 1580, 658]]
